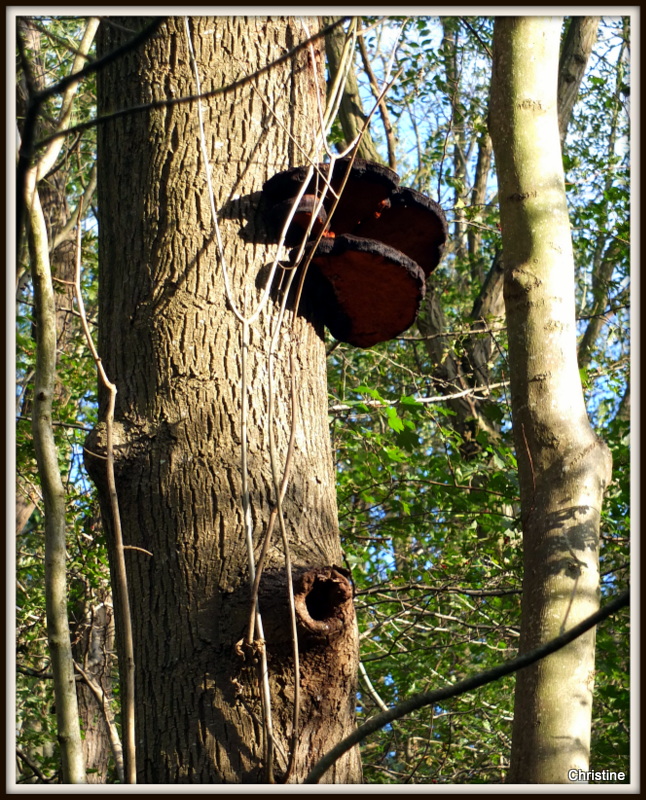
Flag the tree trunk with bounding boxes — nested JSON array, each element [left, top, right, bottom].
[[557, 17, 600, 144], [324, 16, 381, 163], [87, 16, 362, 783], [27, 138, 87, 786], [490, 17, 612, 783], [441, 20, 468, 265]]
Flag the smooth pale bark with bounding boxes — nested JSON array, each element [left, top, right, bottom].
[[88, 17, 361, 783], [18, 17, 115, 780], [27, 171, 86, 784], [490, 17, 612, 783]]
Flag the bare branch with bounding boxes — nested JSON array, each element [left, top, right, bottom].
[[305, 590, 629, 783], [17, 17, 164, 243], [357, 21, 397, 169]]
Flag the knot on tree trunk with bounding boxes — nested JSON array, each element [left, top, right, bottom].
[[293, 567, 354, 641], [247, 566, 355, 654]]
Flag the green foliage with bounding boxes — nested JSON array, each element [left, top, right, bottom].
[[329, 333, 522, 781]]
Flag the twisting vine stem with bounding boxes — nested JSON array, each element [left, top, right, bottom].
[[73, 211, 136, 784], [183, 17, 279, 779], [239, 292, 276, 781]]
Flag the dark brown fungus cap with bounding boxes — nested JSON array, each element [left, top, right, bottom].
[[262, 157, 400, 243], [302, 234, 426, 348], [263, 159, 447, 346], [353, 186, 448, 277], [264, 193, 328, 246], [323, 157, 400, 235]]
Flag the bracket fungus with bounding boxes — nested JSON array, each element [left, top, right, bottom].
[[299, 235, 426, 349], [262, 157, 448, 347]]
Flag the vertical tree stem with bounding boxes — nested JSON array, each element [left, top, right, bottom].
[[28, 179, 86, 784], [490, 16, 612, 783]]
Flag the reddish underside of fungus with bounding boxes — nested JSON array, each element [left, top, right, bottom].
[[304, 234, 426, 349], [353, 186, 447, 278]]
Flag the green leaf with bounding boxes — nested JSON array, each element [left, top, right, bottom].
[[400, 394, 425, 408], [396, 428, 420, 452], [385, 406, 405, 432]]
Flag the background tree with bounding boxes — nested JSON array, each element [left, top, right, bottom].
[[16, 16, 116, 783], [326, 15, 629, 783]]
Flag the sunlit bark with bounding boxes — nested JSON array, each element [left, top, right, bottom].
[[490, 16, 612, 783], [88, 16, 362, 783]]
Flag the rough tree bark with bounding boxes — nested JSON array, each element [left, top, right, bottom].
[[490, 17, 613, 783], [86, 16, 362, 783]]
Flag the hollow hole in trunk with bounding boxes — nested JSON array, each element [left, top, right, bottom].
[[305, 577, 339, 621]]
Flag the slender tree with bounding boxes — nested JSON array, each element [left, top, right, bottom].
[[490, 16, 613, 783], [16, 18, 118, 782]]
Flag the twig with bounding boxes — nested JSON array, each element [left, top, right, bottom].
[[359, 661, 390, 713], [459, 18, 493, 60], [356, 582, 522, 599], [329, 381, 508, 413], [17, 18, 162, 244], [122, 545, 153, 557], [32, 18, 350, 156], [357, 21, 397, 168], [16, 747, 55, 783], [73, 662, 125, 783], [17, 414, 93, 433], [519, 422, 536, 520], [239, 293, 276, 783], [51, 163, 97, 250], [267, 344, 301, 785]]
